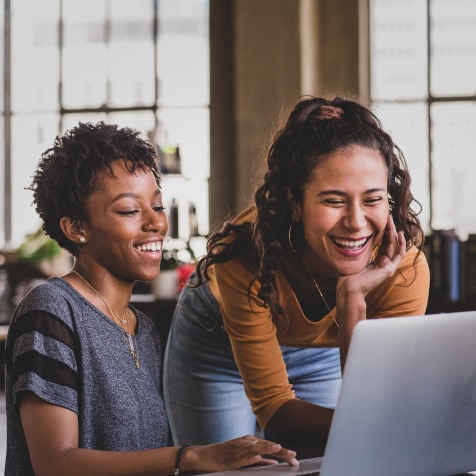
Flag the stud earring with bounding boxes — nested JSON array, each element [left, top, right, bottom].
[[79, 236, 86, 244]]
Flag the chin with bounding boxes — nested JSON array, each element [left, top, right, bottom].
[[142, 272, 161, 283], [337, 260, 369, 276]]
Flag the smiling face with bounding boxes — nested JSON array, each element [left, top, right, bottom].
[[78, 160, 168, 283], [292, 145, 389, 278]]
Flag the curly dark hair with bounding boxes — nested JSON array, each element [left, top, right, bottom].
[[196, 96, 424, 321], [29, 121, 161, 256]]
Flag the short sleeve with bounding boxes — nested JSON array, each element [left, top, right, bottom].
[[6, 285, 79, 414]]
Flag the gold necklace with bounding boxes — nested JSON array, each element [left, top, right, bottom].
[[71, 270, 140, 368], [301, 258, 339, 329]]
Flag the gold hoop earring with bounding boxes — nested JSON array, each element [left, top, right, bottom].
[[288, 222, 298, 253]]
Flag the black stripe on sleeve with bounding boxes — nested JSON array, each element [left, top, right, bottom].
[[6, 309, 78, 373], [12, 349, 78, 390]]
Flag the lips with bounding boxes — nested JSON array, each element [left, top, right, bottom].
[[331, 236, 370, 251], [135, 241, 162, 252]]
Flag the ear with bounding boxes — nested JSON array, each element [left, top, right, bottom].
[[285, 187, 302, 222], [60, 217, 87, 244]]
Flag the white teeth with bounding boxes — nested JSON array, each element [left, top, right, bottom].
[[136, 242, 162, 252], [333, 238, 367, 250]]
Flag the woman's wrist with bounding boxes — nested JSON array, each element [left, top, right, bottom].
[[175, 444, 202, 474], [173, 444, 191, 475]]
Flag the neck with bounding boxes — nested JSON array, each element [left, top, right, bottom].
[[301, 247, 336, 285], [70, 268, 133, 317]]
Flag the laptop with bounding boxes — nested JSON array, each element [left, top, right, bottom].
[[201, 311, 476, 476]]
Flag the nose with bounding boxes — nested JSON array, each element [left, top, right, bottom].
[[343, 203, 367, 231], [143, 208, 168, 234]]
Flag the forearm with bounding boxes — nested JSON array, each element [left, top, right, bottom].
[[265, 399, 334, 446], [335, 290, 368, 369], [29, 437, 298, 475], [30, 446, 184, 476]]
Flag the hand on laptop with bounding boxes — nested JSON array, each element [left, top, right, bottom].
[[177, 435, 299, 473]]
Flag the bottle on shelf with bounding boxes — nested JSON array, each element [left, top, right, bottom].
[[189, 201, 199, 238], [169, 198, 179, 239]]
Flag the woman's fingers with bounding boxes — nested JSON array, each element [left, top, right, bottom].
[[385, 213, 398, 258], [241, 437, 298, 466], [375, 214, 405, 268], [194, 436, 299, 472]]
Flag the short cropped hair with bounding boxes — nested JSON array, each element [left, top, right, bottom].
[[29, 121, 161, 256]]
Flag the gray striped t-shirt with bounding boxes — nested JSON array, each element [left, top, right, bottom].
[[5, 277, 169, 475]]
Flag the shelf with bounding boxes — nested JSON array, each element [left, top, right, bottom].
[[426, 298, 476, 314]]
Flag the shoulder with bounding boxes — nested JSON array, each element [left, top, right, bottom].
[[8, 278, 83, 346], [367, 246, 430, 317], [13, 278, 80, 322], [397, 245, 430, 283], [230, 206, 257, 225]]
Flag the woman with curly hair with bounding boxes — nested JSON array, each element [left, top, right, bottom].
[[4, 122, 297, 475], [163, 96, 430, 452]]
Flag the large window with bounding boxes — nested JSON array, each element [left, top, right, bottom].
[[1, 0, 209, 248], [370, 0, 476, 239]]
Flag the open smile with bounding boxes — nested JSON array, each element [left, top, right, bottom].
[[330, 236, 370, 251], [135, 241, 163, 252]]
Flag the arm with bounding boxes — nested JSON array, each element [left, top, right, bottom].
[[215, 260, 336, 444], [215, 217, 427, 443], [265, 399, 334, 449], [20, 393, 298, 476], [266, 232, 428, 444], [336, 215, 422, 368]]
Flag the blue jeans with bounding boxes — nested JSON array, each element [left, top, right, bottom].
[[163, 281, 342, 445]]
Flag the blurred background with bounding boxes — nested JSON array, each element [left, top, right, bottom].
[[0, 0, 474, 309], [0, 2, 475, 468]]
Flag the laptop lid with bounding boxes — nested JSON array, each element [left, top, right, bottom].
[[320, 311, 476, 476], [200, 311, 476, 476]]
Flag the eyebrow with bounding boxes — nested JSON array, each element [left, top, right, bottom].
[[111, 189, 161, 204], [318, 187, 387, 196]]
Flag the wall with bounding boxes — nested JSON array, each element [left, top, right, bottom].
[[209, 0, 369, 228]]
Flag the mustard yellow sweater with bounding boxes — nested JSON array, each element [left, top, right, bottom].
[[208, 207, 430, 428]]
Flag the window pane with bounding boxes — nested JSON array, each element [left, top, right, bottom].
[[109, 0, 156, 107], [430, 0, 476, 96], [62, 0, 108, 108], [0, 0, 3, 112], [11, 114, 60, 244], [431, 102, 476, 236], [160, 175, 209, 240], [156, 107, 210, 237], [63, 113, 158, 138], [0, 116, 4, 245], [158, 0, 209, 107], [157, 108, 209, 179], [108, 43, 156, 107], [372, 103, 430, 233], [2, 0, 210, 247], [0, 2, 4, 244], [62, 42, 108, 108], [62, 113, 156, 144], [370, 0, 428, 101], [107, 111, 157, 139], [61, 113, 108, 132], [11, 0, 60, 112], [110, 0, 154, 25]]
